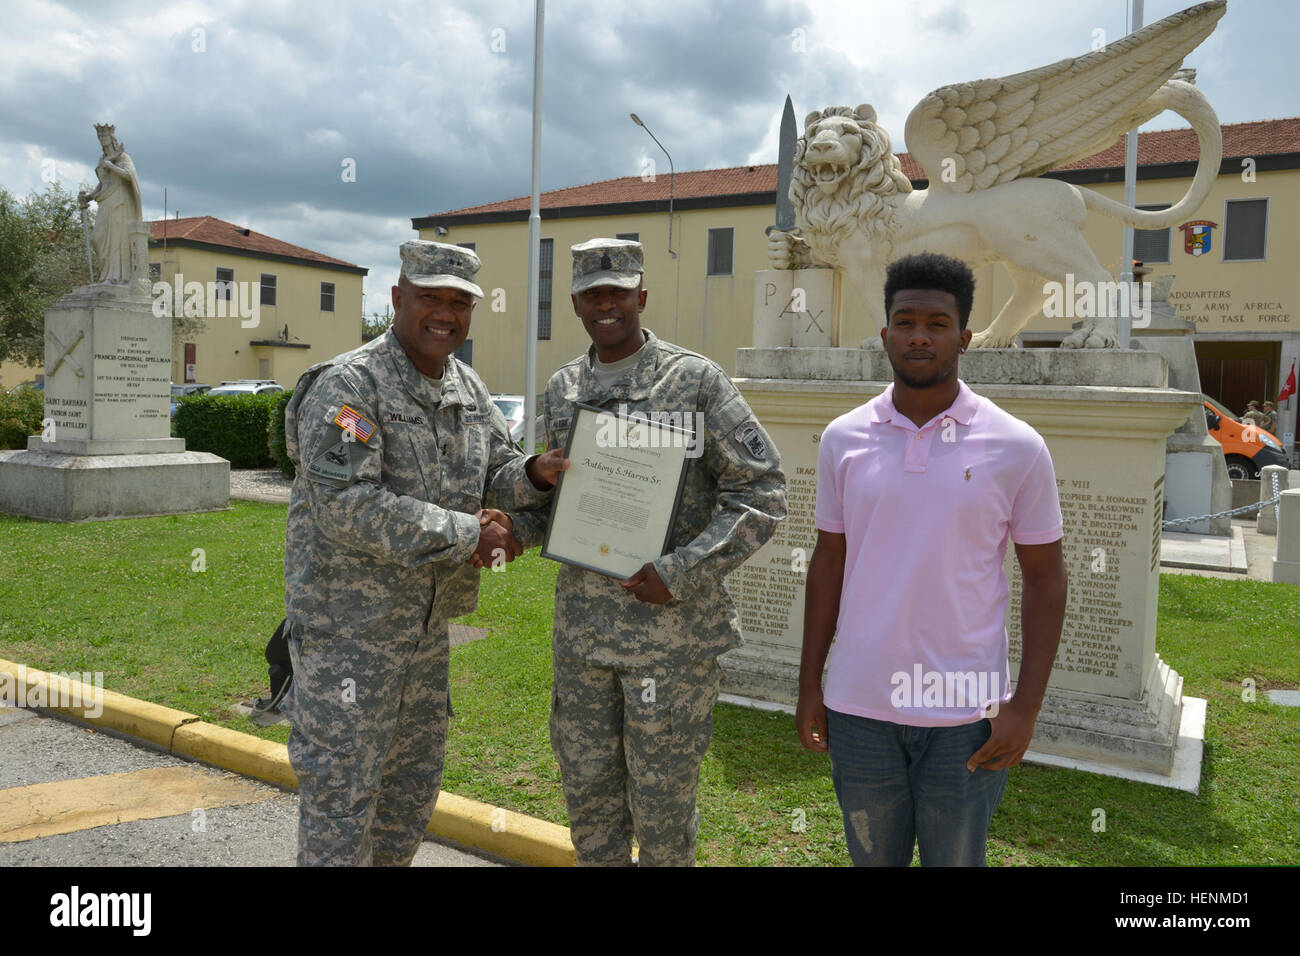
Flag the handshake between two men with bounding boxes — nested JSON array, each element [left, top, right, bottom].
[[465, 445, 674, 606]]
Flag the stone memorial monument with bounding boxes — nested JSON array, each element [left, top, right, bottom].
[[723, 2, 1228, 789], [0, 125, 227, 522], [1130, 269, 1233, 535]]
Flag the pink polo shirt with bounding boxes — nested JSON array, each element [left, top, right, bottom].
[[815, 380, 1062, 727]]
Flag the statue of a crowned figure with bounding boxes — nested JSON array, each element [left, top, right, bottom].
[[78, 123, 148, 289]]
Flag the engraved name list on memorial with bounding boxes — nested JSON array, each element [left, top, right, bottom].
[[1005, 473, 1161, 694], [731, 455, 818, 649]]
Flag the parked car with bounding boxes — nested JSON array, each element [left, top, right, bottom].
[[170, 382, 211, 418], [7, 381, 43, 394], [491, 393, 527, 445], [1202, 394, 1287, 479], [208, 380, 285, 397]]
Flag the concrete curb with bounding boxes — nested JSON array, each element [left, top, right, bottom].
[[0, 658, 576, 866]]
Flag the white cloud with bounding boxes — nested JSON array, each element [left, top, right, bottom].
[[0, 0, 1290, 311]]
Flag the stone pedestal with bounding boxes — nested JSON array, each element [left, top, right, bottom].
[[752, 268, 840, 348], [1257, 465, 1289, 535], [1272, 489, 1300, 585], [1132, 276, 1232, 536], [0, 449, 228, 521], [0, 284, 228, 522], [724, 347, 1202, 780]]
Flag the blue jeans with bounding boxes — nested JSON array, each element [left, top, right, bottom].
[[826, 709, 1008, 866]]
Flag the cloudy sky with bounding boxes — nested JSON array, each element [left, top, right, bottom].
[[1, 0, 1293, 308]]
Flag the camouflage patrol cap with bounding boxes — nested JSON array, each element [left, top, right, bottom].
[[1247, 400, 1260, 408], [400, 240, 483, 298], [571, 238, 643, 293]]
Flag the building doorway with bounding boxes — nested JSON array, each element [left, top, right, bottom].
[[1195, 340, 1280, 419]]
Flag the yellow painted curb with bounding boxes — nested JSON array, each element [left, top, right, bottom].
[[0, 658, 576, 866], [172, 721, 299, 791], [0, 658, 197, 750], [430, 792, 576, 867]]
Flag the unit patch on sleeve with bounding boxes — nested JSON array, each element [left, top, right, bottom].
[[734, 420, 768, 459], [305, 439, 360, 487]]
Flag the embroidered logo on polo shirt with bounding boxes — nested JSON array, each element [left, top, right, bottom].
[[965, 468, 972, 481]]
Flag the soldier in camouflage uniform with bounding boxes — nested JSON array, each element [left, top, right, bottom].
[[281, 240, 563, 866], [538, 238, 787, 865]]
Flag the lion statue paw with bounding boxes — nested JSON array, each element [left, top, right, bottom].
[[766, 229, 812, 270], [968, 328, 1020, 349], [1061, 319, 1119, 350]]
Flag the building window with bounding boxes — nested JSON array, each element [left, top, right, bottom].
[[1223, 198, 1268, 261], [320, 282, 335, 312], [616, 232, 639, 242], [538, 237, 553, 340], [215, 267, 234, 301], [707, 227, 733, 276], [260, 273, 277, 306], [458, 242, 476, 251], [455, 339, 473, 366], [149, 263, 161, 280], [1133, 205, 1171, 264]]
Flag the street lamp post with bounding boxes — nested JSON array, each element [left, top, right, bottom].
[[630, 113, 676, 258]]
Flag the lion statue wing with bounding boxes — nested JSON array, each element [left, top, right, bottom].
[[903, 0, 1225, 193]]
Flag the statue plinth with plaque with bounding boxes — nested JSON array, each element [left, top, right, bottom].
[[0, 125, 227, 522]]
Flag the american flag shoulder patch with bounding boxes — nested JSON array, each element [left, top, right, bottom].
[[333, 405, 376, 443]]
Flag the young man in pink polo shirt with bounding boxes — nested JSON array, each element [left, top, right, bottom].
[[797, 252, 1068, 866]]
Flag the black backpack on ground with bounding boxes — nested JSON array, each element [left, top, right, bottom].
[[254, 618, 454, 718]]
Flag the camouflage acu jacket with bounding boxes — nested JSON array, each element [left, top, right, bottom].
[[284, 329, 549, 640], [541, 329, 787, 666]]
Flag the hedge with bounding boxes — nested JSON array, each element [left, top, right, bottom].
[[0, 387, 44, 449], [175, 392, 280, 468], [268, 389, 295, 478]]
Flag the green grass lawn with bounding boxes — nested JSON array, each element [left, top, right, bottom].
[[2, 501, 1298, 865]]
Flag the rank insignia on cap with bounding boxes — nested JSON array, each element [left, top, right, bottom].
[[570, 237, 644, 293], [333, 405, 376, 443]]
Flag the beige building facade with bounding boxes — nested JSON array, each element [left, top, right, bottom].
[[149, 216, 367, 389], [0, 357, 40, 390], [414, 119, 1299, 457]]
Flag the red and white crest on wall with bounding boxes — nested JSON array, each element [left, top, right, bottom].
[[1178, 220, 1217, 257]]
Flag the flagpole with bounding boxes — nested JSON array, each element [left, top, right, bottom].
[[523, 0, 544, 454], [1118, 0, 1143, 349]]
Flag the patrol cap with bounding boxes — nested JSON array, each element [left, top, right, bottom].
[[571, 238, 643, 293], [399, 240, 483, 298], [1247, 400, 1259, 408]]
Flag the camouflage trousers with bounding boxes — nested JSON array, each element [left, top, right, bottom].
[[282, 621, 450, 866], [550, 654, 723, 867]]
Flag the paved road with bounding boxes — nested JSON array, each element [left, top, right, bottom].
[[0, 706, 503, 867]]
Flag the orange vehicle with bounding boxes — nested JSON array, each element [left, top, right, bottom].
[[1202, 394, 1288, 480]]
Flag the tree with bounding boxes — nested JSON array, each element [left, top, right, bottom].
[[362, 305, 394, 341], [0, 182, 91, 366]]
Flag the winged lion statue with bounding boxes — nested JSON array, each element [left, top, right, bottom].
[[767, 0, 1227, 349]]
